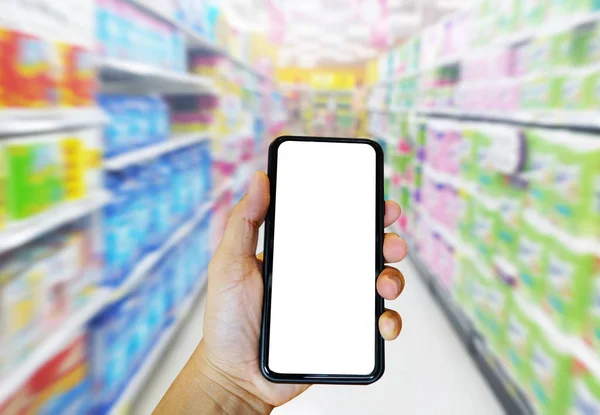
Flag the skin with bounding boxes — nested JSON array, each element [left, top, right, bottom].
[[154, 171, 408, 414]]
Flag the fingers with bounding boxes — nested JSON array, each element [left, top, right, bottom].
[[383, 233, 408, 263], [216, 172, 270, 258], [384, 201, 402, 228], [379, 309, 402, 341], [376, 267, 405, 300]]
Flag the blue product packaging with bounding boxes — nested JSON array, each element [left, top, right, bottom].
[[97, 0, 118, 58], [103, 173, 132, 287], [99, 94, 129, 157], [89, 301, 130, 413]]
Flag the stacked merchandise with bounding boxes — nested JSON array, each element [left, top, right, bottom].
[[374, 1, 600, 414], [311, 90, 355, 137], [0, 1, 285, 414]]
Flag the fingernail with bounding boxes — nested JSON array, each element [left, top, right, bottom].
[[384, 317, 397, 334], [248, 172, 262, 195], [391, 275, 403, 294]]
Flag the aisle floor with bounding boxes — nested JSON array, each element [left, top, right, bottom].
[[133, 231, 503, 415]]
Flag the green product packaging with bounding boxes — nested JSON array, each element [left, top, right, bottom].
[[556, 73, 588, 110], [550, 0, 588, 15], [471, 271, 493, 335], [584, 259, 600, 352], [583, 69, 600, 109], [486, 277, 512, 352], [471, 196, 499, 267], [0, 145, 5, 229], [474, 129, 503, 195], [457, 188, 474, 243], [505, 297, 536, 384], [526, 325, 573, 415], [551, 31, 575, 68], [548, 131, 600, 239], [571, 24, 600, 67], [523, 129, 557, 216], [459, 127, 480, 182], [520, 75, 563, 109], [496, 183, 525, 263], [516, 212, 550, 303], [543, 228, 600, 335], [565, 361, 600, 414], [5, 142, 46, 220], [519, 0, 548, 28]]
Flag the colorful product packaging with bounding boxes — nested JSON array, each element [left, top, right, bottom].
[[547, 131, 600, 239], [565, 360, 600, 413], [543, 228, 600, 335], [471, 195, 499, 266], [523, 129, 556, 216], [516, 211, 550, 303], [505, 296, 535, 384], [525, 326, 573, 415]]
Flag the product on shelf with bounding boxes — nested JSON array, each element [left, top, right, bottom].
[[0, 216, 102, 376], [89, 216, 211, 413], [102, 141, 212, 287], [168, 95, 218, 134], [0, 334, 91, 414], [0, 130, 101, 225], [99, 94, 169, 158], [96, 0, 187, 71]]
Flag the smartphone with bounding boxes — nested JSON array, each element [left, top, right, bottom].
[[260, 136, 385, 385]]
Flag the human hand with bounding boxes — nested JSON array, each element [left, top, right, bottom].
[[155, 171, 407, 414]]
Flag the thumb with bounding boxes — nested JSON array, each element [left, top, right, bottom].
[[217, 171, 270, 258]]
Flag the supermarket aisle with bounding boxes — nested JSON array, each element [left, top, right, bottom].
[[134, 230, 503, 415]]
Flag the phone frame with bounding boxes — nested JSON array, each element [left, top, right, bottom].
[[260, 135, 385, 385]]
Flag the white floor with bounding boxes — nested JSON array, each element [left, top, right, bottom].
[[133, 231, 504, 415]]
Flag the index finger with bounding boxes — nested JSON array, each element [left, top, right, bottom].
[[384, 201, 401, 228]]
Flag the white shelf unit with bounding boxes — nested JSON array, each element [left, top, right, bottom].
[[104, 133, 212, 170], [0, 191, 112, 255], [98, 58, 216, 95], [0, 107, 108, 136], [0, 289, 112, 406]]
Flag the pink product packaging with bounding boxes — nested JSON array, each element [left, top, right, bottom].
[[438, 241, 456, 289]]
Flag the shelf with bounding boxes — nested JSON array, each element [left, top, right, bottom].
[[124, 0, 271, 81], [98, 58, 216, 95], [406, 241, 534, 415], [0, 289, 112, 406], [418, 107, 600, 129], [108, 274, 208, 415], [104, 133, 211, 170], [110, 200, 214, 303], [0, 107, 108, 137], [110, 180, 231, 303], [0, 191, 112, 255]]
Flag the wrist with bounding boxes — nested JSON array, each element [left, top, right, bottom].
[[194, 343, 274, 415]]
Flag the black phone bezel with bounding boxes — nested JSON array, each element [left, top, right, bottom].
[[259, 135, 385, 385]]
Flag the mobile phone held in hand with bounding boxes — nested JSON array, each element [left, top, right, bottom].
[[260, 136, 385, 385]]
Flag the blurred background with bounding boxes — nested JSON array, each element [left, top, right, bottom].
[[0, 0, 599, 414]]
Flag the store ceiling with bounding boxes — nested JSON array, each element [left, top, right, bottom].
[[223, 0, 471, 66]]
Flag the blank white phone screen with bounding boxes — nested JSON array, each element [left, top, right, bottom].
[[269, 140, 376, 375]]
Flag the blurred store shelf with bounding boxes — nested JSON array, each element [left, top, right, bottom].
[[0, 289, 112, 406], [0, 107, 108, 136], [0, 191, 112, 255], [124, 0, 271, 81], [111, 180, 231, 303], [104, 133, 212, 170], [98, 58, 216, 95], [403, 232, 535, 415], [108, 274, 207, 415]]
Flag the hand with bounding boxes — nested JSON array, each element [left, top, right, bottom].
[[155, 172, 408, 414]]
